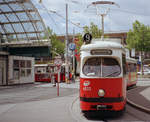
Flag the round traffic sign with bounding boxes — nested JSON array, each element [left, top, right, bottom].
[[54, 58, 62, 66], [69, 43, 76, 51]]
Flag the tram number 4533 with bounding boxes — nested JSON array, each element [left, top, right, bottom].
[[83, 87, 91, 91]]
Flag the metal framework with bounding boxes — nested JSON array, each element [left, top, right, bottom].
[[0, 0, 49, 42]]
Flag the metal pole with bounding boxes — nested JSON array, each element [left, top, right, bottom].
[[140, 51, 143, 76], [65, 4, 69, 83], [73, 28, 75, 82], [101, 14, 104, 40], [57, 67, 60, 96]]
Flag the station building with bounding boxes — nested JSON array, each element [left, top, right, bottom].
[[0, 0, 51, 85]]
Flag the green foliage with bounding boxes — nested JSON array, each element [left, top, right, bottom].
[[47, 27, 65, 58], [126, 20, 150, 52], [74, 22, 101, 53], [75, 33, 83, 53], [83, 22, 102, 38]]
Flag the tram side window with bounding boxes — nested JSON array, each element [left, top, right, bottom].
[[83, 57, 101, 77], [102, 58, 121, 77], [127, 64, 130, 73], [131, 63, 137, 72], [122, 54, 126, 75], [134, 64, 137, 72]]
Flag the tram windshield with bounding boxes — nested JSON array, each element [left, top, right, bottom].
[[83, 57, 121, 77]]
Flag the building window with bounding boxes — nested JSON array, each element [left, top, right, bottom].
[[13, 60, 19, 68], [13, 59, 32, 79], [27, 60, 31, 68], [20, 60, 25, 68], [21, 69, 26, 77], [27, 69, 31, 76]]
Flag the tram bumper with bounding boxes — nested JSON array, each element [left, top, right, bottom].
[[80, 97, 126, 111]]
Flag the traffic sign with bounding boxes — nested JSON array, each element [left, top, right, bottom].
[[69, 43, 76, 51], [54, 58, 62, 67]]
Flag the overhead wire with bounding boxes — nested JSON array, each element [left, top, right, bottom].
[[39, 3, 63, 34], [110, 8, 150, 17], [38, 1, 84, 35]]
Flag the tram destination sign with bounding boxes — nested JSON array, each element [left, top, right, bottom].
[[91, 49, 112, 55]]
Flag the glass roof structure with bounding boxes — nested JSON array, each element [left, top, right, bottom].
[[0, 0, 49, 42]]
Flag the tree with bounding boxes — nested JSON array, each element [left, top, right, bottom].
[[47, 27, 65, 58], [83, 22, 102, 38], [126, 20, 150, 52], [126, 20, 150, 74], [74, 22, 102, 54], [74, 33, 83, 53]]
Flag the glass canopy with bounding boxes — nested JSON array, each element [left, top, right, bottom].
[[0, 0, 49, 42]]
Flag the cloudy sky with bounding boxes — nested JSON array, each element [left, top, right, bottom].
[[32, 0, 150, 35]]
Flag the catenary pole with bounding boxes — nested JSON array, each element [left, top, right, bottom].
[[65, 4, 69, 83]]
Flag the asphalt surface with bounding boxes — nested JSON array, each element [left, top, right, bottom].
[[0, 82, 79, 122], [0, 78, 150, 122], [0, 82, 78, 105]]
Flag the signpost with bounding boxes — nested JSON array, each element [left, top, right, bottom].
[[69, 43, 76, 82], [54, 57, 62, 96]]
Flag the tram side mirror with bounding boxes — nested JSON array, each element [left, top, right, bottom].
[[83, 33, 92, 44]]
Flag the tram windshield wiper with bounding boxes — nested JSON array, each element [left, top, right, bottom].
[[87, 72, 95, 76], [104, 71, 119, 77]]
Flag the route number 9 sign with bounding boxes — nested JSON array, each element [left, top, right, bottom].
[[83, 33, 92, 44]]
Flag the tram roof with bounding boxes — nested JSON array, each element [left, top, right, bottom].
[[81, 38, 124, 51]]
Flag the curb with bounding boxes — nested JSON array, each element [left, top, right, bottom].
[[69, 94, 87, 122], [69, 95, 80, 122], [127, 98, 150, 114], [127, 86, 150, 114]]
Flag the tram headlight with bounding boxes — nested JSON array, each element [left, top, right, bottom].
[[98, 89, 105, 97]]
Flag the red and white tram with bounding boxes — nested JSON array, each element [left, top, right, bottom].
[[34, 63, 71, 82], [34, 64, 53, 82], [80, 39, 127, 115]]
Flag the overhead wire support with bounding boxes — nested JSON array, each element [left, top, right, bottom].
[[87, 1, 120, 40]]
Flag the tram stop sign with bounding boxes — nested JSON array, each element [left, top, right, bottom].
[[83, 33, 92, 44], [54, 58, 62, 67]]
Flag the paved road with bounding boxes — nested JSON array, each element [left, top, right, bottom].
[[0, 82, 79, 105], [72, 92, 150, 122], [0, 78, 150, 122], [0, 82, 79, 122], [0, 94, 78, 122]]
